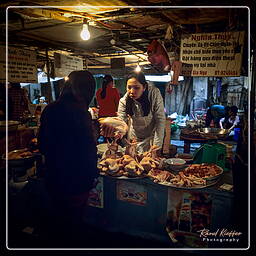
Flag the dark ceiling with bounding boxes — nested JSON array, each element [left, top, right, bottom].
[[0, 0, 252, 74]]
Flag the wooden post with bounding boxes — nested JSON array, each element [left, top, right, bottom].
[[45, 48, 51, 85], [162, 118, 172, 155], [45, 48, 53, 103]]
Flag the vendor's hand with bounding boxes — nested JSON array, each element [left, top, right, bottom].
[[99, 117, 128, 138], [100, 123, 116, 137]]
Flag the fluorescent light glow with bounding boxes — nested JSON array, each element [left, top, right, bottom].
[[135, 64, 141, 72], [80, 23, 90, 40], [145, 75, 184, 82]]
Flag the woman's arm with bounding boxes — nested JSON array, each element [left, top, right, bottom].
[[228, 116, 240, 131], [219, 117, 224, 129], [99, 97, 128, 138]]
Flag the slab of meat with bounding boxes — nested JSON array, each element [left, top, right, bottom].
[[147, 40, 171, 72]]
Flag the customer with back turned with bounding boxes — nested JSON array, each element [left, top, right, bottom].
[[96, 74, 120, 117], [38, 70, 99, 246]]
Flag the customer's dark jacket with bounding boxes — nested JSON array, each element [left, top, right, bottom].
[[38, 92, 99, 196]]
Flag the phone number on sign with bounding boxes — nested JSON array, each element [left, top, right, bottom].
[[215, 70, 238, 76]]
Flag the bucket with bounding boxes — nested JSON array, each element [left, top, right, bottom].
[[234, 128, 241, 142]]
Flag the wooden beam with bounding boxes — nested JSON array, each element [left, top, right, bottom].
[[46, 7, 114, 29], [13, 8, 77, 23], [87, 61, 151, 69], [111, 45, 148, 62], [118, 39, 147, 52], [87, 50, 144, 58], [9, 21, 77, 33], [12, 7, 114, 30], [12, 31, 96, 57]]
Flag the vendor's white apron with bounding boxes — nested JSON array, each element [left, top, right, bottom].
[[129, 112, 155, 152]]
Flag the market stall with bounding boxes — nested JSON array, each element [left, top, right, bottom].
[[2, 2, 252, 250], [85, 167, 234, 247], [78, 134, 236, 248]]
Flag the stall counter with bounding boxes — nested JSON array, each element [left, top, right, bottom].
[[84, 170, 234, 246]]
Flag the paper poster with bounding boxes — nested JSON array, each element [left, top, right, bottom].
[[180, 31, 245, 77], [0, 45, 37, 83], [87, 176, 104, 208], [116, 180, 147, 206], [54, 52, 83, 77], [166, 189, 212, 247]]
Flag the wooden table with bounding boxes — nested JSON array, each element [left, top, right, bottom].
[[180, 135, 209, 153]]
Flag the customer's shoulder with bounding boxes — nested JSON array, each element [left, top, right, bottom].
[[42, 101, 61, 115]]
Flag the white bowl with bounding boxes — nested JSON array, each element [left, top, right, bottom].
[[165, 158, 186, 165], [164, 158, 187, 171]]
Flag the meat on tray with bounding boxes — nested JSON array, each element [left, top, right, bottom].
[[148, 169, 175, 182], [183, 164, 222, 178], [148, 169, 206, 187]]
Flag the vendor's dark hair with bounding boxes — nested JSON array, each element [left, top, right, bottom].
[[223, 106, 231, 124], [125, 72, 150, 117], [230, 106, 238, 115], [100, 75, 113, 99]]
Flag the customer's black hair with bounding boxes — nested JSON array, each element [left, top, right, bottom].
[[100, 74, 113, 99], [10, 83, 21, 88], [125, 71, 150, 117], [60, 70, 96, 107]]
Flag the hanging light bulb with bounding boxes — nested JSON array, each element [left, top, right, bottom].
[[135, 63, 141, 72], [80, 19, 90, 40]]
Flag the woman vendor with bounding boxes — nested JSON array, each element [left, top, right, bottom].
[[219, 105, 240, 131], [101, 71, 166, 152]]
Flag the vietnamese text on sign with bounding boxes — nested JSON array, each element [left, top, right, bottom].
[[0, 46, 38, 83], [180, 31, 245, 77]]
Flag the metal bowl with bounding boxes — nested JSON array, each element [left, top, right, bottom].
[[175, 153, 194, 164], [186, 120, 197, 128], [3, 149, 35, 167], [197, 128, 230, 139]]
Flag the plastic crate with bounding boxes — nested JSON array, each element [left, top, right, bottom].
[[193, 143, 227, 171]]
